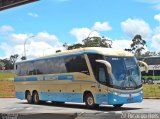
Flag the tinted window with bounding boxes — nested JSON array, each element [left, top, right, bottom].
[[64, 55, 89, 75], [33, 58, 67, 75], [16, 54, 89, 76], [99, 67, 107, 84]]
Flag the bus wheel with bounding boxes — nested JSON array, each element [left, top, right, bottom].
[[26, 91, 32, 104], [147, 78, 153, 84], [142, 78, 145, 84], [33, 91, 40, 104], [113, 104, 123, 108], [84, 93, 98, 108]]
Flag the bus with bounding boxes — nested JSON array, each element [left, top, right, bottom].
[[139, 56, 160, 84], [14, 47, 148, 108]]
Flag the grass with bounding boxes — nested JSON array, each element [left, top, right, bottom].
[[0, 80, 15, 97], [143, 84, 160, 98], [0, 72, 15, 97], [0, 72, 15, 80]]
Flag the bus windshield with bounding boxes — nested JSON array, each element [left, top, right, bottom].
[[106, 57, 141, 90]]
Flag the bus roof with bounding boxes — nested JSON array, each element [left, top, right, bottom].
[[16, 47, 134, 64]]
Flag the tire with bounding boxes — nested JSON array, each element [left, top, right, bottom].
[[84, 93, 98, 108], [147, 78, 153, 84], [33, 91, 40, 104], [113, 104, 123, 108], [26, 91, 33, 104], [142, 78, 145, 84]]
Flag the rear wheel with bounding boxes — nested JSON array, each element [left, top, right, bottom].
[[26, 91, 32, 104], [33, 91, 40, 104], [113, 104, 123, 108], [84, 93, 98, 108]]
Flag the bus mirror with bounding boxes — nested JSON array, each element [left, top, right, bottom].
[[138, 61, 148, 73], [96, 60, 112, 75]]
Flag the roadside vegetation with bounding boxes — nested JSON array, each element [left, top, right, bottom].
[[143, 84, 160, 98], [0, 72, 15, 97], [0, 72, 15, 80]]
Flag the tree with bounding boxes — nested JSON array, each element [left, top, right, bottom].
[[67, 43, 83, 50], [83, 36, 112, 48], [125, 34, 146, 58], [63, 36, 112, 50], [10, 54, 19, 65], [0, 61, 5, 70], [0, 59, 13, 70]]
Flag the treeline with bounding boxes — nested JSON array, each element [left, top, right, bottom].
[[0, 54, 18, 70]]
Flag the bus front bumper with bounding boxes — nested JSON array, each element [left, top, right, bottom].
[[107, 92, 143, 105]]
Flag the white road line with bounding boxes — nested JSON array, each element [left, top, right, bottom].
[[115, 111, 123, 114], [25, 107, 33, 110], [10, 107, 17, 110], [104, 112, 109, 113]]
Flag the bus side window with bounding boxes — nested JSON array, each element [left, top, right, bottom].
[[99, 67, 107, 84]]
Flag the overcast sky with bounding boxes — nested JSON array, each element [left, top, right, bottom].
[[0, 0, 160, 59]]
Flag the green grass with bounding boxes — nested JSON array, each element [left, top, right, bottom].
[[0, 72, 15, 97], [0, 72, 15, 80], [143, 84, 160, 98]]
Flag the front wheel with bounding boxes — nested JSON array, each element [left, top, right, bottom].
[[84, 93, 98, 108], [113, 104, 123, 108]]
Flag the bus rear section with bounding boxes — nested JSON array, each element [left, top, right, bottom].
[[14, 47, 147, 108]]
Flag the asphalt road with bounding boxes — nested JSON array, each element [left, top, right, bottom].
[[0, 98, 160, 119]]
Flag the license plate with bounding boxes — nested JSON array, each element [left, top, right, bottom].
[[127, 98, 134, 102]]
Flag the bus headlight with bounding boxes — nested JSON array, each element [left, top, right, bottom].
[[140, 90, 143, 94], [113, 99, 117, 102]]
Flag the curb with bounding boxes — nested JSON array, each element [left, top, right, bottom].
[[144, 97, 160, 99], [0, 96, 15, 98]]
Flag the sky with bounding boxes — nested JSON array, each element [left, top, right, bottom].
[[0, 0, 160, 59]]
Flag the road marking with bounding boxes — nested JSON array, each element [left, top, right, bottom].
[[115, 111, 122, 114], [104, 112, 109, 113], [10, 107, 17, 110], [25, 107, 33, 110]]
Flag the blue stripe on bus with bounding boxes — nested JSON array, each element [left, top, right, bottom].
[[58, 75, 74, 80], [16, 52, 97, 64], [14, 75, 74, 82], [16, 92, 25, 100], [96, 94, 108, 104], [39, 92, 83, 103]]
